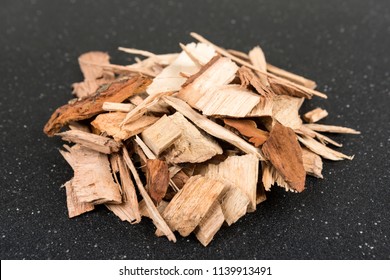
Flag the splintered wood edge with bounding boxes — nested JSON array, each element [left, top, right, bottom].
[[189, 32, 327, 99], [163, 96, 265, 160], [122, 147, 176, 242]]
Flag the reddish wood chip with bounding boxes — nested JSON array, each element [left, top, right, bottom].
[[146, 159, 170, 204], [262, 122, 306, 192], [44, 76, 151, 136]]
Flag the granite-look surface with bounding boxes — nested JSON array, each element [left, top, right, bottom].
[[0, 0, 389, 259]]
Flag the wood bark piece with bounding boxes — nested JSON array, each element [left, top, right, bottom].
[[147, 42, 215, 95], [59, 144, 122, 204], [302, 148, 323, 178], [195, 85, 260, 117], [91, 112, 158, 142], [64, 180, 95, 218], [106, 155, 141, 223], [163, 96, 264, 160], [146, 159, 170, 204], [122, 147, 176, 242], [303, 107, 329, 123], [298, 135, 353, 160], [163, 112, 223, 164], [262, 122, 306, 192], [201, 154, 258, 212], [72, 52, 115, 98], [161, 175, 226, 237], [141, 114, 182, 156], [177, 56, 239, 108], [248, 46, 270, 87], [224, 118, 269, 147], [56, 130, 121, 154], [194, 201, 225, 246], [133, 136, 180, 192], [44, 76, 151, 136], [304, 123, 360, 134]]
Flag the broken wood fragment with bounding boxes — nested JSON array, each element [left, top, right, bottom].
[[177, 56, 239, 108], [146, 159, 170, 205], [304, 123, 360, 134], [60, 144, 122, 204], [141, 114, 182, 156], [298, 135, 353, 160], [122, 147, 176, 242], [161, 175, 226, 237], [301, 148, 323, 179], [248, 46, 269, 87], [64, 180, 95, 218], [194, 201, 225, 246], [72, 52, 115, 99], [106, 154, 141, 223], [56, 130, 121, 154], [195, 85, 261, 117], [262, 122, 306, 192], [102, 102, 135, 112], [44, 76, 151, 136], [163, 96, 264, 160], [91, 112, 158, 142], [224, 118, 269, 147], [303, 107, 329, 123], [162, 112, 223, 164]]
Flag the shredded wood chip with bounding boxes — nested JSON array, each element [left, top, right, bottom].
[[43, 33, 359, 246]]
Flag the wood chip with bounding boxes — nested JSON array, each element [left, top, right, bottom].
[[224, 118, 269, 147], [262, 122, 306, 192], [266, 63, 317, 89], [64, 180, 95, 218], [201, 154, 259, 212], [60, 144, 122, 204], [177, 56, 239, 108], [141, 114, 182, 156], [161, 175, 226, 237], [304, 123, 361, 134], [163, 96, 264, 160], [303, 107, 329, 123], [162, 112, 223, 164], [147, 43, 215, 95], [194, 201, 225, 246], [56, 130, 122, 154], [72, 52, 115, 99], [106, 154, 141, 223], [44, 76, 151, 136], [146, 159, 170, 204], [302, 148, 323, 179], [122, 147, 176, 242], [298, 135, 353, 160], [248, 46, 270, 87], [91, 112, 158, 142], [195, 85, 260, 117]]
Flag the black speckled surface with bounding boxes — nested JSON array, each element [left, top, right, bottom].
[[1, 0, 389, 260]]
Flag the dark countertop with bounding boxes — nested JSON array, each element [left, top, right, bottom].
[[1, 0, 389, 259]]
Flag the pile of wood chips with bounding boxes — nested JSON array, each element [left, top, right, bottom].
[[43, 33, 359, 246]]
